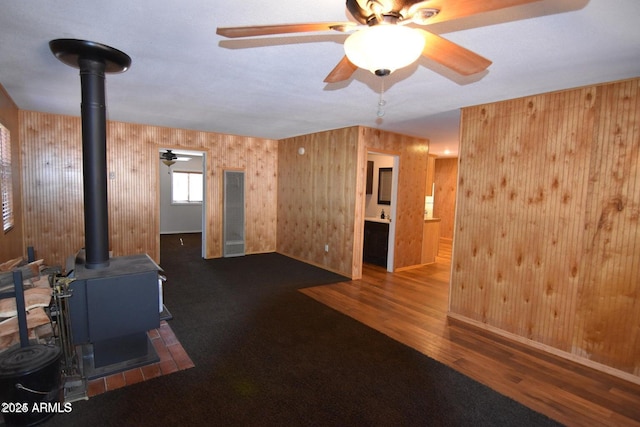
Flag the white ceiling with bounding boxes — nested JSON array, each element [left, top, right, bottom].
[[1, 0, 639, 157]]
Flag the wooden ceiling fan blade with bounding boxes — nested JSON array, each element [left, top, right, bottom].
[[216, 22, 355, 38], [417, 0, 542, 25], [324, 56, 358, 83], [418, 29, 492, 76]]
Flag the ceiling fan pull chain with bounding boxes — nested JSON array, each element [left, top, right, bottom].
[[377, 77, 386, 117]]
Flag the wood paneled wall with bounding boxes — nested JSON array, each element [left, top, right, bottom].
[[20, 111, 277, 268], [0, 84, 23, 262], [450, 78, 640, 381], [277, 126, 429, 279], [433, 157, 458, 241], [277, 127, 360, 278]]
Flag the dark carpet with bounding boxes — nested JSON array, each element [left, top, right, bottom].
[[43, 233, 560, 426]]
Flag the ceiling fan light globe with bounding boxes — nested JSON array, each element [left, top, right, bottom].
[[344, 25, 424, 75]]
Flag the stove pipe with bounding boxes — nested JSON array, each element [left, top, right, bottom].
[[49, 39, 131, 269]]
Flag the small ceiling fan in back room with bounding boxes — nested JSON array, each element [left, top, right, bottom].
[[216, 0, 543, 83], [160, 149, 191, 168]]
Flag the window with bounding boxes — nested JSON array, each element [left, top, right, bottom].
[[0, 123, 13, 232], [171, 171, 203, 204]]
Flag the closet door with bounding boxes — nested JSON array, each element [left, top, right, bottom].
[[223, 170, 245, 257]]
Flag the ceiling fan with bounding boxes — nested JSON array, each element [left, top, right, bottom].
[[216, 0, 542, 83], [160, 149, 190, 167]]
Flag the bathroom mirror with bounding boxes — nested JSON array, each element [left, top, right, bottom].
[[377, 167, 392, 205]]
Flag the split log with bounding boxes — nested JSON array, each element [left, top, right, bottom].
[[29, 275, 51, 289], [0, 257, 23, 272], [0, 260, 43, 290], [0, 288, 52, 318], [0, 329, 39, 352], [0, 307, 50, 338]]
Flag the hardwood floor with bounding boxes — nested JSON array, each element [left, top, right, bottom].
[[300, 240, 640, 427]]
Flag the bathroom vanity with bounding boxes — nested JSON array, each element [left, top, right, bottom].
[[363, 218, 389, 267]]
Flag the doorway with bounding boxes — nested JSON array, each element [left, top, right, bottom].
[[158, 148, 206, 258], [364, 151, 399, 272]]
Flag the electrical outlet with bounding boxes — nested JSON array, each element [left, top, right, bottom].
[[324, 244, 329, 253]]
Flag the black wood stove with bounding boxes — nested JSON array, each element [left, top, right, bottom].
[[50, 39, 161, 379]]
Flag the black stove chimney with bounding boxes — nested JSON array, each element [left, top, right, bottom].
[[49, 39, 131, 270]]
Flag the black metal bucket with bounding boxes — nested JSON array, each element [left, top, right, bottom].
[[0, 344, 62, 426]]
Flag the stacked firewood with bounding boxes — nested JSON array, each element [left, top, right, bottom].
[[0, 257, 56, 352]]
